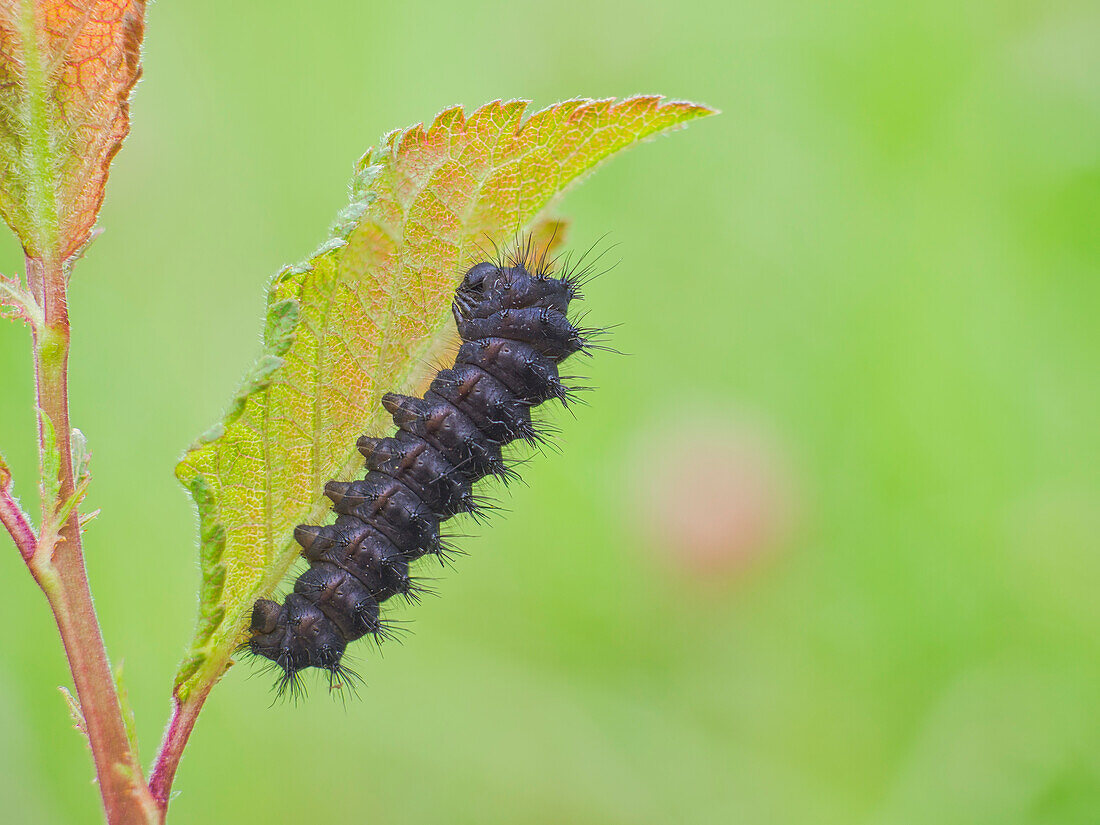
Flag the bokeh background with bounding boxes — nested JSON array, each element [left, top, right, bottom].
[[1, 0, 1098, 822]]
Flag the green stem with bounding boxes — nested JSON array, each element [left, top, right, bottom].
[[25, 256, 160, 825]]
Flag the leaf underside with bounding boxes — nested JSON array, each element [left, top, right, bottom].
[[0, 0, 145, 262], [173, 96, 716, 701]]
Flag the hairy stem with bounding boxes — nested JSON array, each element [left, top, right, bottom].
[[149, 682, 214, 814], [0, 475, 36, 560], [24, 256, 160, 825]]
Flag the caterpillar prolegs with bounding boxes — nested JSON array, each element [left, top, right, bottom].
[[247, 244, 604, 693]]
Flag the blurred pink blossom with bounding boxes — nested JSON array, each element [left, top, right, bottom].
[[623, 409, 801, 581]]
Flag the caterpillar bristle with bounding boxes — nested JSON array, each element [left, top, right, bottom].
[[247, 236, 608, 697], [553, 377, 594, 409], [273, 659, 307, 704], [325, 661, 364, 703], [427, 542, 466, 569], [397, 576, 439, 605], [366, 617, 412, 648]]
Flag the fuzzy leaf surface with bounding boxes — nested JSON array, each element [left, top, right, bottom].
[[173, 96, 716, 700], [0, 0, 145, 261]]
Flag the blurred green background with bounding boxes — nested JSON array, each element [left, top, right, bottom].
[[1, 0, 1098, 822]]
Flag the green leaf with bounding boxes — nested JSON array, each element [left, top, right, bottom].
[[0, 0, 146, 262], [50, 428, 91, 536], [71, 428, 91, 486], [113, 663, 139, 760], [34, 424, 90, 547], [59, 685, 88, 744], [0, 271, 40, 326], [37, 407, 60, 509], [173, 96, 716, 701]]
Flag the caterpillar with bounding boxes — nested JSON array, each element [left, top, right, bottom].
[[247, 241, 604, 695]]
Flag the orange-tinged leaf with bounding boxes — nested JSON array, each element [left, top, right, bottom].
[[0, 0, 145, 261], [173, 97, 716, 701]]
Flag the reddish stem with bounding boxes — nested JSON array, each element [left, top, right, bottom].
[[149, 684, 213, 813], [24, 255, 160, 825], [0, 482, 36, 560]]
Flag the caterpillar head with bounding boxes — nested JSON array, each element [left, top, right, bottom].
[[453, 262, 502, 319]]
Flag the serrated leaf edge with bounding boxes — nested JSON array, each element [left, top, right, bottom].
[[171, 96, 717, 700]]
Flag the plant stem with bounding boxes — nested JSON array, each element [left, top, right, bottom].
[[0, 478, 36, 560], [24, 255, 160, 825], [149, 683, 213, 813]]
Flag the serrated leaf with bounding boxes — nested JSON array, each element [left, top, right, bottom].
[[174, 96, 716, 701], [0, 0, 146, 261]]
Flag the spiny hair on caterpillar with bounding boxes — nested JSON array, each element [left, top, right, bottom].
[[245, 236, 609, 697], [472, 229, 616, 295], [247, 652, 363, 705], [460, 237, 618, 360], [247, 582, 412, 698], [389, 365, 573, 461]]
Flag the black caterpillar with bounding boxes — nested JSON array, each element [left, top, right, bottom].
[[247, 243, 603, 694]]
